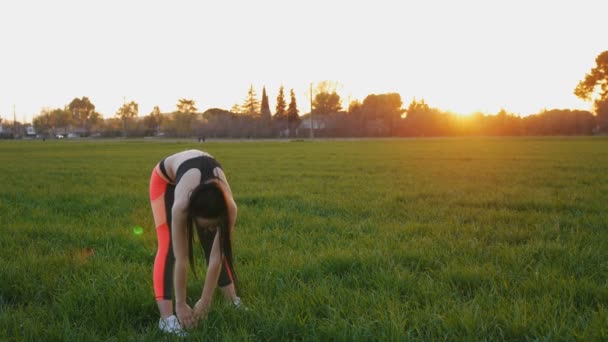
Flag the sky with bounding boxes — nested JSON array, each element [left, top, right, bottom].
[[0, 0, 606, 123]]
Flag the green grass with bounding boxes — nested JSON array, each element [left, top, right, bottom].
[[1, 137, 607, 340]]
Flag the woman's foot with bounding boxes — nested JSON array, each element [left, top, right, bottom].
[[233, 296, 248, 310], [158, 315, 188, 337]]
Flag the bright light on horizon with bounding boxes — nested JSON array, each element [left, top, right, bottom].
[[0, 0, 605, 123]]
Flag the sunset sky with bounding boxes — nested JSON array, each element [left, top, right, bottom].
[[1, 0, 606, 122]]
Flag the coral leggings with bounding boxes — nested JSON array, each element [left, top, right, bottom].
[[150, 164, 175, 300]]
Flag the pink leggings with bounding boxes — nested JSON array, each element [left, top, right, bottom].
[[150, 164, 174, 300]]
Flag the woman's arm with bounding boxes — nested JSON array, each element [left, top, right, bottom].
[[171, 198, 196, 328], [194, 232, 222, 319], [171, 170, 201, 328]]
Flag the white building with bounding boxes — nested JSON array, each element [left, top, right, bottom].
[[298, 118, 326, 130], [26, 126, 36, 137]]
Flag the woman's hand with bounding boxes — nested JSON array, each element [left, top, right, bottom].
[[176, 302, 196, 329], [193, 298, 208, 321]]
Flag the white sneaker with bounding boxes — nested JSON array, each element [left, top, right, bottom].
[[159, 315, 188, 337], [233, 296, 248, 311]]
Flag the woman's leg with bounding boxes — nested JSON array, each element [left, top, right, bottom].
[[150, 166, 176, 318], [220, 283, 237, 302], [153, 221, 174, 318]]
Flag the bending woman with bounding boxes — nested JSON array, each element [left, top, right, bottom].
[[149, 149, 240, 335]]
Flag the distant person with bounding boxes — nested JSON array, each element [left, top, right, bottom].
[[149, 149, 242, 335]]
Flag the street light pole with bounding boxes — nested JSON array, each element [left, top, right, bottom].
[[310, 83, 314, 139], [13, 105, 17, 138], [122, 96, 126, 138]]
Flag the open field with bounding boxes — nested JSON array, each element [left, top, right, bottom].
[[1, 137, 607, 340]]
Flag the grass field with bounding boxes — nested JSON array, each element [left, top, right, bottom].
[[1, 137, 607, 340]]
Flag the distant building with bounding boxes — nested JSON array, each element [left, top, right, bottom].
[[0, 120, 13, 138], [298, 118, 326, 130], [25, 126, 36, 137]]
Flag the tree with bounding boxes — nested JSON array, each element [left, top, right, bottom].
[[313, 92, 342, 115], [176, 99, 197, 114], [287, 88, 300, 136], [347, 100, 364, 135], [522, 109, 594, 135], [484, 108, 524, 136], [171, 111, 197, 137], [241, 85, 260, 116], [273, 85, 288, 135], [143, 106, 163, 135], [33, 109, 52, 136], [403, 99, 437, 136], [315, 80, 341, 95], [260, 86, 271, 122], [595, 99, 608, 131], [87, 111, 104, 134], [257, 86, 273, 137], [116, 101, 139, 137], [575, 50, 608, 131], [274, 85, 287, 119], [49, 108, 72, 135], [360, 93, 404, 135], [104, 117, 123, 136], [202, 108, 237, 137], [230, 103, 242, 114], [348, 100, 363, 115], [68, 96, 95, 132]]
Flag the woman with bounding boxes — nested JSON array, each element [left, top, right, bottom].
[[149, 149, 241, 335]]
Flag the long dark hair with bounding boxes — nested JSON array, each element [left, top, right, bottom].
[[186, 181, 236, 284]]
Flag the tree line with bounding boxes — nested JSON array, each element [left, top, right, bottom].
[[13, 85, 300, 139], [3, 51, 606, 139]]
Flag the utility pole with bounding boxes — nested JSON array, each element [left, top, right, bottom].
[[310, 83, 314, 139], [122, 96, 126, 138], [13, 105, 17, 137]]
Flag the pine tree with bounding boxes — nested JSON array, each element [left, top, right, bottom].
[[242, 85, 260, 116], [230, 103, 241, 114], [274, 85, 287, 120], [260, 86, 271, 122], [287, 89, 301, 136]]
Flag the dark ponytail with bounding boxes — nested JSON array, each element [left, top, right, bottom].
[[186, 182, 236, 286]]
